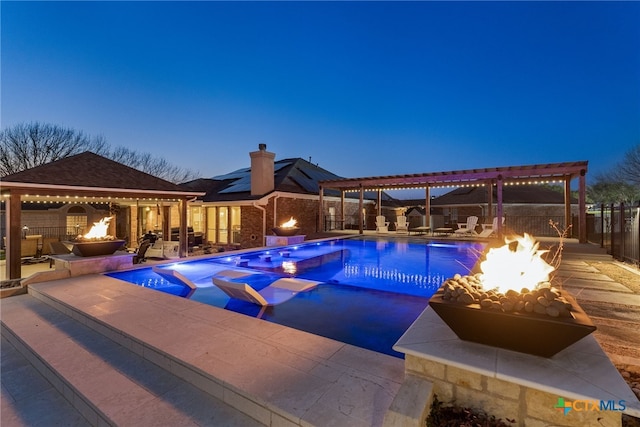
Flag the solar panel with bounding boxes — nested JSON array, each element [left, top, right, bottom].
[[273, 162, 291, 172], [212, 167, 250, 180], [290, 174, 317, 193], [302, 166, 342, 182]]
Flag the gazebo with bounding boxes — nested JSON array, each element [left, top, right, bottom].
[[318, 161, 588, 242], [1, 152, 204, 280]]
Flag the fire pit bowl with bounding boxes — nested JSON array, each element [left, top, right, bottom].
[[272, 227, 300, 237], [429, 288, 596, 358], [69, 240, 126, 257]]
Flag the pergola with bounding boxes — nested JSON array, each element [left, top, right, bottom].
[[318, 161, 588, 242], [1, 152, 204, 280]]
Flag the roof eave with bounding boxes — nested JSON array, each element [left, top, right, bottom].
[[0, 181, 204, 199]]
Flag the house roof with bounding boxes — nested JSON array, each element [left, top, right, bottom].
[[182, 157, 395, 202], [0, 151, 203, 200]]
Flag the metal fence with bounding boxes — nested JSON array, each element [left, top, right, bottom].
[[323, 214, 573, 237], [322, 208, 640, 266], [588, 203, 640, 266], [21, 226, 83, 241], [503, 216, 569, 237]]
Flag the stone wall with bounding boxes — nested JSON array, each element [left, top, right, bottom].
[[405, 355, 621, 427]]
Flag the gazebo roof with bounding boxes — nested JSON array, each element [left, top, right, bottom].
[[1, 151, 203, 201], [319, 161, 588, 191]]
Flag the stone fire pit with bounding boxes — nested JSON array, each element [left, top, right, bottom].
[[273, 217, 300, 236], [429, 233, 597, 357], [272, 226, 301, 236], [429, 273, 596, 357], [69, 240, 126, 257], [68, 216, 125, 257]]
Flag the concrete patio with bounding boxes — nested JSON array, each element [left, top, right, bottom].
[[1, 235, 639, 426]]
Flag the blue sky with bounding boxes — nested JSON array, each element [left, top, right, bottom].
[[2, 1, 639, 188]]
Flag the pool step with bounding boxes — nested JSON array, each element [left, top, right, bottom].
[[0, 294, 265, 426]]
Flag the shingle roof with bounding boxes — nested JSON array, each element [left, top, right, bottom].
[[1, 151, 192, 193], [183, 157, 394, 202]]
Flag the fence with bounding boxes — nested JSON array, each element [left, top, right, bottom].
[[23, 226, 85, 241], [588, 203, 640, 266], [319, 209, 640, 266], [323, 214, 573, 237]]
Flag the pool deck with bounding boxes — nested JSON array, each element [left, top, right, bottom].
[[1, 266, 404, 426], [2, 234, 640, 426]]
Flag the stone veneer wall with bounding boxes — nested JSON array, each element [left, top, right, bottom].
[[405, 354, 621, 427]]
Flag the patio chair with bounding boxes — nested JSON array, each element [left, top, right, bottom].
[[478, 217, 505, 238], [133, 240, 151, 264], [454, 216, 478, 235], [395, 215, 409, 233], [212, 273, 320, 306], [375, 215, 389, 233], [48, 241, 72, 267], [145, 238, 166, 259]]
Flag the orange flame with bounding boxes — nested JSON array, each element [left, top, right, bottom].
[[281, 217, 297, 228], [83, 217, 112, 240], [479, 233, 555, 294]]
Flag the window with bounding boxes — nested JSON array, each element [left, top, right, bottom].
[[218, 207, 228, 244], [230, 207, 241, 243], [66, 206, 87, 235], [206, 207, 217, 243]]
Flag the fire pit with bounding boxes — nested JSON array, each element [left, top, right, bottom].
[[71, 240, 126, 257], [68, 217, 125, 257], [272, 217, 300, 236], [429, 234, 596, 357]]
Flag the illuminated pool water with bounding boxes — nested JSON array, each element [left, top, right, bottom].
[[107, 236, 485, 357]]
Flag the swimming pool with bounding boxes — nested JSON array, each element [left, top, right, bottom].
[[107, 236, 485, 357]]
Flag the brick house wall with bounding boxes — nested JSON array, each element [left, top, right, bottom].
[[237, 195, 377, 248]]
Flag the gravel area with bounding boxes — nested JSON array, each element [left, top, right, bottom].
[[588, 261, 640, 292]]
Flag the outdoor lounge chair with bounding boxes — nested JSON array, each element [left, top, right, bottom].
[[133, 240, 151, 264], [152, 266, 197, 298], [454, 216, 478, 235], [145, 238, 166, 259], [478, 217, 505, 238], [375, 215, 390, 233], [395, 215, 409, 233], [212, 272, 320, 306]]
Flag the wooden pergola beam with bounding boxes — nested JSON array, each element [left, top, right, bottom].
[[318, 161, 589, 242]]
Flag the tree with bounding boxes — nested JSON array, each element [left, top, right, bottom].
[[588, 179, 639, 205], [108, 146, 198, 184], [588, 143, 640, 205], [0, 122, 199, 183], [613, 143, 640, 187], [0, 122, 107, 176]]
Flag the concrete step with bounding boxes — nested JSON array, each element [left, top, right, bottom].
[[0, 294, 264, 427], [11, 277, 404, 427], [1, 333, 89, 426]]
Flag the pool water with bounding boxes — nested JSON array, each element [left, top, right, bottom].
[[107, 236, 485, 358]]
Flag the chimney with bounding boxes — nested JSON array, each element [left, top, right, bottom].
[[250, 143, 275, 196]]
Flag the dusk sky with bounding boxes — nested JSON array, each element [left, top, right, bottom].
[[2, 1, 639, 190]]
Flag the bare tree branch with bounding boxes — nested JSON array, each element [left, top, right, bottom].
[[613, 143, 640, 187], [1, 122, 199, 184]]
